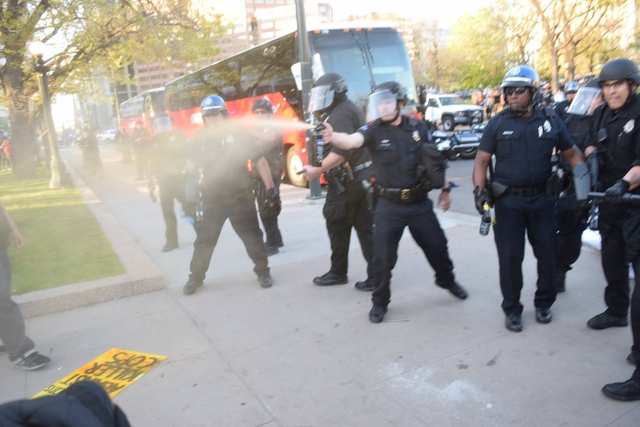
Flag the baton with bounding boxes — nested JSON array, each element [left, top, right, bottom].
[[588, 191, 640, 205]]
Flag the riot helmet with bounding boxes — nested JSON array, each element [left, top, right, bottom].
[[308, 73, 348, 114], [500, 65, 540, 113], [564, 81, 579, 94], [598, 58, 640, 85], [585, 78, 600, 89], [366, 81, 408, 122], [566, 79, 603, 116], [200, 95, 228, 117], [252, 97, 275, 114]]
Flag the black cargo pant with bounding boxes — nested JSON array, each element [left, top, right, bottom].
[[494, 193, 557, 316], [556, 195, 588, 273], [323, 182, 374, 280], [256, 173, 283, 248], [620, 204, 640, 381], [158, 174, 188, 246], [631, 254, 640, 380], [371, 197, 455, 308], [189, 193, 269, 284], [598, 203, 640, 319]]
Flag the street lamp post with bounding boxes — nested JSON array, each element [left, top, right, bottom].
[[29, 41, 69, 189], [295, 0, 323, 199]]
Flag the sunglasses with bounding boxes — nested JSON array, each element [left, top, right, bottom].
[[600, 80, 626, 91], [504, 87, 528, 96]]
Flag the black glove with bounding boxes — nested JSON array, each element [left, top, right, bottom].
[[604, 179, 630, 203], [261, 187, 282, 218], [473, 186, 489, 215]]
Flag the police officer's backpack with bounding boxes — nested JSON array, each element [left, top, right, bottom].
[[409, 118, 447, 191]]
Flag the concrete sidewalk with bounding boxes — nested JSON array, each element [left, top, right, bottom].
[[1, 144, 638, 426]]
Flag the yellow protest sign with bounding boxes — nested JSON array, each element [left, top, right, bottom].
[[33, 348, 167, 399]]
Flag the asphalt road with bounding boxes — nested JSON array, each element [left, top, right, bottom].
[[446, 156, 478, 217]]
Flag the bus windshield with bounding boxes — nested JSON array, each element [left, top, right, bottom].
[[309, 29, 417, 109]]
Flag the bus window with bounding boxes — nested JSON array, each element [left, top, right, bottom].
[[150, 91, 166, 117], [309, 29, 417, 109], [309, 32, 371, 109], [365, 31, 417, 105]]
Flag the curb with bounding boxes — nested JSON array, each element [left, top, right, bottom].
[[14, 160, 165, 318]]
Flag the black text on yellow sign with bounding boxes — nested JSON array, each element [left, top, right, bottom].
[[33, 348, 167, 399]]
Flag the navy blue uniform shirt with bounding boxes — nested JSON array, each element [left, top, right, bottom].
[[479, 107, 574, 187], [324, 99, 372, 186], [357, 116, 432, 189]]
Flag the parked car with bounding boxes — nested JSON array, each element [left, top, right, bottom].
[[424, 94, 484, 131], [455, 90, 472, 100], [99, 129, 117, 142]]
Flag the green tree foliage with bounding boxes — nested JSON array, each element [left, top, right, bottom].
[[411, 0, 629, 94], [0, 0, 228, 179], [442, 7, 513, 91]]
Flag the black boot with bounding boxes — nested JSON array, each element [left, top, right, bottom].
[[602, 378, 640, 401], [313, 272, 348, 286]]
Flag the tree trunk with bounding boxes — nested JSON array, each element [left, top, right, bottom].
[[566, 41, 577, 81], [4, 54, 36, 179], [550, 45, 559, 95]]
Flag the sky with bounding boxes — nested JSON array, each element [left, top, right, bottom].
[[331, 0, 491, 28]]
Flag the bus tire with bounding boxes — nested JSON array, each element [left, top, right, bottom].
[[286, 146, 308, 187]]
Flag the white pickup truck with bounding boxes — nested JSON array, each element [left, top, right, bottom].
[[424, 94, 484, 131]]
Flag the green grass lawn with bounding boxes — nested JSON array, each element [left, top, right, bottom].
[[1, 167, 126, 294]]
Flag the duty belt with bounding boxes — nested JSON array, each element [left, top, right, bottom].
[[377, 184, 426, 204], [506, 185, 546, 197], [352, 161, 372, 173]]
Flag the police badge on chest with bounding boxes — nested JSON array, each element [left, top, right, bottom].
[[412, 131, 421, 142]]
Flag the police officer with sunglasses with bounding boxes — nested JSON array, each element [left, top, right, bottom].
[[472, 65, 585, 333]]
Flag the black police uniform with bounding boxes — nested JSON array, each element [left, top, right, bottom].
[[479, 107, 574, 316], [187, 126, 269, 285], [254, 130, 284, 250], [323, 99, 374, 282], [587, 93, 640, 326], [555, 111, 590, 283], [554, 100, 571, 122], [357, 116, 457, 308], [150, 130, 189, 247]]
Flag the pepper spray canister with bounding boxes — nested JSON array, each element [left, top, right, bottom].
[[479, 203, 492, 236]]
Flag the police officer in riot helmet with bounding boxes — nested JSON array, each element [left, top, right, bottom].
[[148, 116, 190, 252], [321, 81, 468, 323], [581, 58, 640, 402], [554, 79, 604, 292], [472, 65, 586, 333], [183, 95, 279, 295], [554, 81, 579, 122], [251, 97, 284, 256], [301, 73, 375, 291]]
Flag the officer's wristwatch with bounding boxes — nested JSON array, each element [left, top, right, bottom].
[[442, 182, 454, 193]]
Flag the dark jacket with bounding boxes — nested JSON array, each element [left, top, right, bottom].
[[0, 381, 131, 427]]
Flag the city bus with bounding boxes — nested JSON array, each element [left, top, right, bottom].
[[162, 22, 418, 187], [119, 87, 166, 134]]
